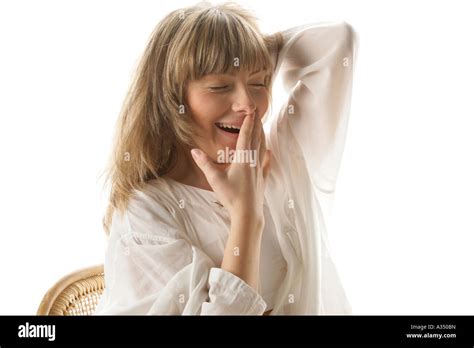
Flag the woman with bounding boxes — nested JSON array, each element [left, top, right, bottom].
[[95, 1, 358, 315]]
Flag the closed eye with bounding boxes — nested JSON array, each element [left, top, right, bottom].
[[209, 86, 229, 90], [209, 84, 266, 91]]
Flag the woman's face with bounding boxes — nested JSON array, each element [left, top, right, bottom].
[[185, 69, 269, 162]]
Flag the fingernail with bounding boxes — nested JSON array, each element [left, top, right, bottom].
[[191, 149, 202, 160]]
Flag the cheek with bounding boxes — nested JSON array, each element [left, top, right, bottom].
[[187, 93, 228, 129], [254, 90, 269, 118]]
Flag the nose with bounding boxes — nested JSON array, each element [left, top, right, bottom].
[[231, 83, 256, 116]]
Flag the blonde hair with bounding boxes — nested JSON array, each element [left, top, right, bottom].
[[101, 1, 283, 235]]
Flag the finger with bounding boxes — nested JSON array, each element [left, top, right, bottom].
[[235, 114, 254, 151], [250, 111, 262, 151], [258, 124, 267, 164], [190, 148, 220, 184], [262, 149, 272, 179]]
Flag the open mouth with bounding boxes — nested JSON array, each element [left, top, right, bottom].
[[215, 122, 241, 134]]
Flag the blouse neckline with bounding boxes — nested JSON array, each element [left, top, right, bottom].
[[162, 176, 217, 196]]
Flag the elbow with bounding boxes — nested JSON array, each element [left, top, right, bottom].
[[338, 21, 359, 55]]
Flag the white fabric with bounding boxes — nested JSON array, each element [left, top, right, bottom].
[[94, 21, 359, 315]]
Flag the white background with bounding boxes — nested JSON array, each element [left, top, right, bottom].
[[0, 0, 473, 315]]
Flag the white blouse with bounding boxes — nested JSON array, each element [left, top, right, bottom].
[[94, 20, 359, 315]]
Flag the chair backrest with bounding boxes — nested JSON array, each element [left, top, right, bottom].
[[37, 265, 105, 315]]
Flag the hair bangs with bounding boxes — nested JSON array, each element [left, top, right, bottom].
[[186, 8, 273, 81]]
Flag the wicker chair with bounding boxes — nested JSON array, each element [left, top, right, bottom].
[[37, 264, 105, 316]]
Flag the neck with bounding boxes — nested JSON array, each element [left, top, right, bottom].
[[165, 144, 214, 192]]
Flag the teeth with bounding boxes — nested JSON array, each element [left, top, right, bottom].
[[217, 123, 240, 130]]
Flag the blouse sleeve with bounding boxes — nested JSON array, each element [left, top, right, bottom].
[[269, 21, 359, 195], [94, 189, 267, 315]]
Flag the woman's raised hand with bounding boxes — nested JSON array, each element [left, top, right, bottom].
[[191, 112, 271, 221]]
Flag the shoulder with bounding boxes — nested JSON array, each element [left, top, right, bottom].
[[112, 177, 186, 243], [128, 177, 177, 216]]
